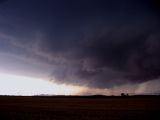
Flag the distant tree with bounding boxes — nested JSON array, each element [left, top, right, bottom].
[[121, 93, 129, 96], [121, 93, 125, 96]]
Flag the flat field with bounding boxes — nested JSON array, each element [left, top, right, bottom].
[[0, 96, 160, 120]]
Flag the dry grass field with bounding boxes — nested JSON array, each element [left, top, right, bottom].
[[0, 96, 160, 120]]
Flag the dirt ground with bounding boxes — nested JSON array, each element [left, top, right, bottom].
[[0, 96, 160, 120]]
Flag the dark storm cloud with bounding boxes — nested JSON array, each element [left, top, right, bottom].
[[0, 0, 6, 4], [0, 0, 160, 88], [48, 20, 160, 88], [146, 0, 160, 13]]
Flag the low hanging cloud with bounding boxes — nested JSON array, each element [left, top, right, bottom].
[[0, 0, 160, 90], [79, 78, 160, 95], [48, 21, 160, 88]]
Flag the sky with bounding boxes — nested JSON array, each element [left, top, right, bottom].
[[0, 0, 160, 95]]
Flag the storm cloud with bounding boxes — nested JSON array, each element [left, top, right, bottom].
[[0, 0, 160, 89]]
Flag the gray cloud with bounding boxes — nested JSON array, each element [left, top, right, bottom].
[[0, 0, 160, 90], [80, 79, 160, 95]]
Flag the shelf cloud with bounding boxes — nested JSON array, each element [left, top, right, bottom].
[[0, 0, 160, 93]]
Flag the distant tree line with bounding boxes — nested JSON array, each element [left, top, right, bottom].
[[121, 93, 129, 96]]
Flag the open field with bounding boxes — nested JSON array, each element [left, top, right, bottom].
[[0, 96, 160, 120]]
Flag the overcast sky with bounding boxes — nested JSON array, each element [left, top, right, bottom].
[[0, 0, 160, 95]]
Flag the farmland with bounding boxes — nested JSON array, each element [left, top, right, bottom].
[[0, 96, 160, 120]]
